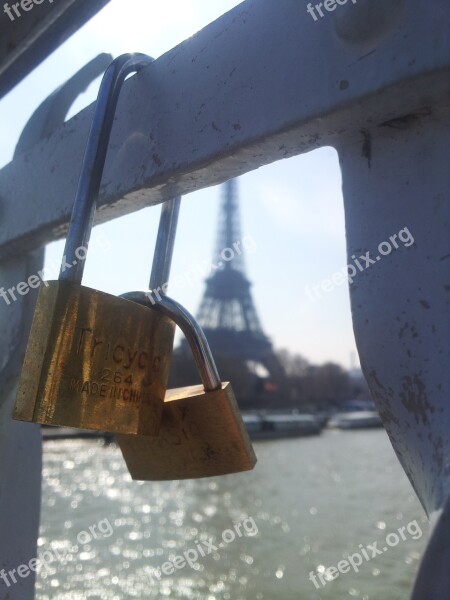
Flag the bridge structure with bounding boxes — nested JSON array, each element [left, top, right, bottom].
[[0, 1, 449, 597]]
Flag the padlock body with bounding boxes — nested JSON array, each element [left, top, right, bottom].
[[13, 281, 175, 435], [117, 382, 257, 480]]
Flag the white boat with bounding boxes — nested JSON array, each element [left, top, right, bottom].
[[243, 413, 322, 440], [329, 410, 383, 430]]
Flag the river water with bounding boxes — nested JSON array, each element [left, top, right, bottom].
[[36, 429, 428, 600]]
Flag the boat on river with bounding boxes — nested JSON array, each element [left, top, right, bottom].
[[243, 413, 323, 440], [328, 410, 383, 430]]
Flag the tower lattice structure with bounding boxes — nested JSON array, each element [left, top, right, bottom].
[[196, 179, 280, 374]]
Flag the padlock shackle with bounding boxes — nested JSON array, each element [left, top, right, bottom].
[[60, 53, 153, 283], [121, 292, 222, 393], [149, 196, 181, 291]]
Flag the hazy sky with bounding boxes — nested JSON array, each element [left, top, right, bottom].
[[0, 0, 360, 369]]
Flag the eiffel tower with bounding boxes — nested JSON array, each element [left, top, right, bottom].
[[170, 179, 283, 407], [196, 178, 281, 376]]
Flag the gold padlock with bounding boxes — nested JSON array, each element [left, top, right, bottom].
[[13, 54, 175, 435], [117, 293, 257, 480]]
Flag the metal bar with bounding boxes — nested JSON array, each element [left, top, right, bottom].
[[0, 0, 449, 259], [0, 0, 111, 99]]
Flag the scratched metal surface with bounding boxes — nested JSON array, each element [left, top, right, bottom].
[[0, 0, 448, 257], [337, 112, 450, 516]]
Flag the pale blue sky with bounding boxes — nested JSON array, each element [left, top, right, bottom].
[[0, 0, 359, 368]]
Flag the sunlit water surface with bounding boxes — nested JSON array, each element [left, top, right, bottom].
[[37, 430, 428, 600]]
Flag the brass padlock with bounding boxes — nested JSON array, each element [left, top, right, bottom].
[[117, 293, 257, 480], [13, 54, 175, 435]]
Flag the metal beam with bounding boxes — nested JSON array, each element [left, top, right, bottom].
[[0, 0, 449, 258], [0, 0, 110, 99]]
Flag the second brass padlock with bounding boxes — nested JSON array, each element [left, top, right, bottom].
[[117, 293, 257, 480], [13, 54, 175, 435]]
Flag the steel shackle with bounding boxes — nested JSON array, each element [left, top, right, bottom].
[[120, 291, 221, 393], [60, 53, 153, 283]]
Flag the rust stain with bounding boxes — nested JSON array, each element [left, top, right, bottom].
[[432, 436, 444, 471], [377, 406, 401, 427], [399, 374, 434, 427], [361, 129, 372, 168], [399, 322, 409, 339], [365, 369, 400, 427]]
